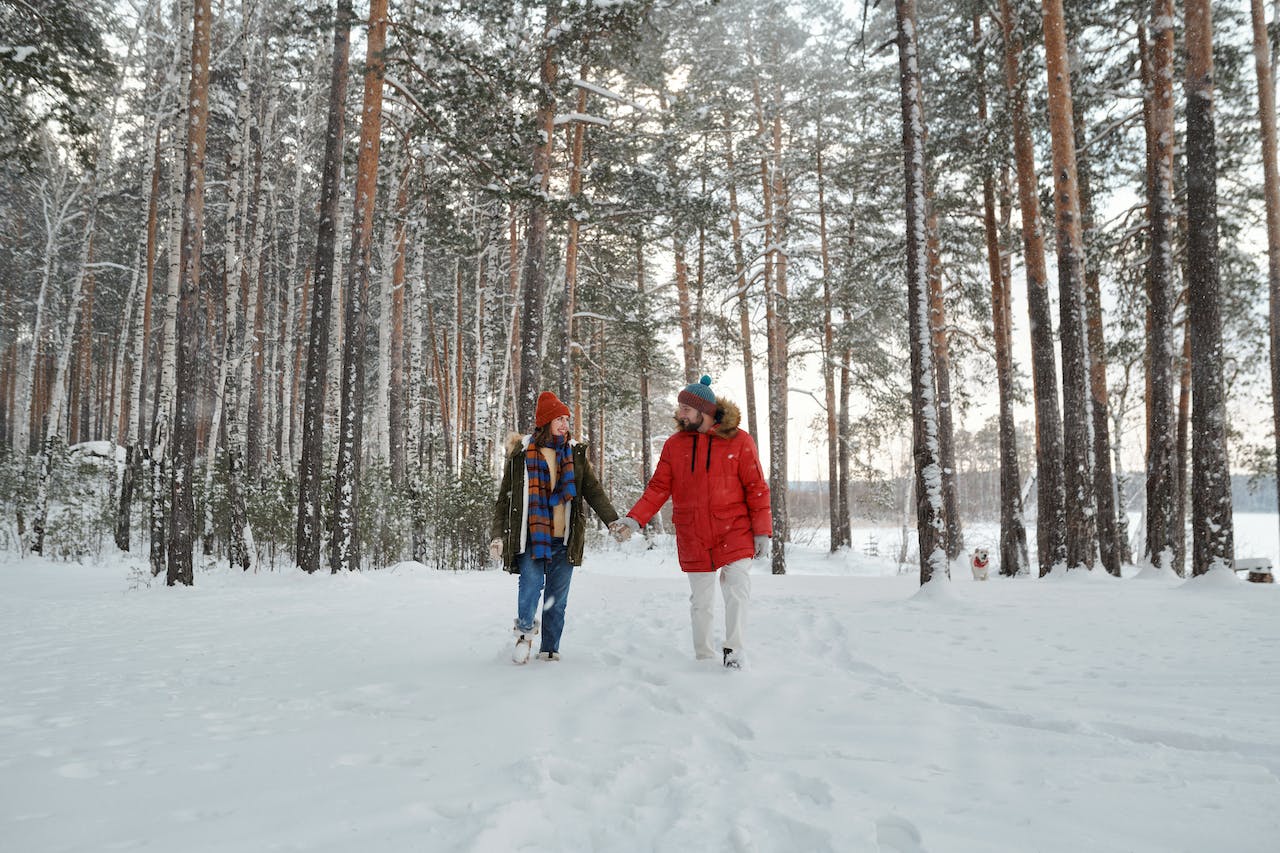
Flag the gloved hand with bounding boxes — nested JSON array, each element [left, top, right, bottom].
[[610, 516, 641, 542], [488, 538, 503, 561], [754, 535, 770, 559]]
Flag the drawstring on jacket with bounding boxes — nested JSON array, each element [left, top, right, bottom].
[[690, 434, 714, 472]]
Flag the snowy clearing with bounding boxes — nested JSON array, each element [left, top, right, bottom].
[[1, 535, 1278, 853]]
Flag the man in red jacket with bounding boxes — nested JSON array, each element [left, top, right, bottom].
[[617, 375, 772, 669]]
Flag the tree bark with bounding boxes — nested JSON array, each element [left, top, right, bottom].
[[724, 129, 758, 440], [1251, 0, 1280, 553], [1067, 18, 1121, 576], [331, 0, 388, 573], [816, 127, 846, 551], [1143, 7, 1180, 572], [975, 12, 1029, 577], [1042, 0, 1098, 571], [926, 205, 961, 561], [897, 0, 947, 585], [515, 23, 557, 429], [388, 160, 411, 486], [999, 0, 1067, 574], [295, 0, 353, 573], [1184, 0, 1235, 575], [167, 0, 214, 587]]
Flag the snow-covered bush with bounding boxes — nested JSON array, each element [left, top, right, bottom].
[[246, 463, 296, 569], [38, 439, 117, 561], [358, 459, 410, 570], [409, 462, 491, 572]]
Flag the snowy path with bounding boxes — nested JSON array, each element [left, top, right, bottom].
[[1, 549, 1278, 852]]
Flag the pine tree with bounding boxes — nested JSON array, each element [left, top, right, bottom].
[[1143, 8, 1180, 573], [168, 0, 214, 587], [897, 0, 948, 585], [999, 0, 1067, 574], [1042, 0, 1098, 571], [330, 0, 388, 573], [1184, 0, 1234, 575]]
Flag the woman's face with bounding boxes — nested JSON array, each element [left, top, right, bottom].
[[549, 415, 570, 437]]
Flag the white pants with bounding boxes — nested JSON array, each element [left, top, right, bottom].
[[687, 558, 751, 659]]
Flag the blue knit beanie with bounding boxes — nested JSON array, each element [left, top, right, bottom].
[[678, 375, 718, 416]]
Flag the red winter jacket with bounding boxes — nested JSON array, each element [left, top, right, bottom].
[[626, 399, 772, 572]]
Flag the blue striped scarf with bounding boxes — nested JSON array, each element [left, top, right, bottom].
[[525, 435, 576, 559]]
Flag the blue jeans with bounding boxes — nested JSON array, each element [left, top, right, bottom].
[[516, 542, 574, 653]]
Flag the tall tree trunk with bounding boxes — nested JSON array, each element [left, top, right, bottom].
[[515, 24, 557, 429], [246, 117, 274, 477], [1143, 8, 1180, 572], [1251, 0, 1280, 551], [1067, 20, 1121, 576], [388, 161, 411, 486], [167, 0, 213, 587], [1042, 0, 1098, 571], [724, 129, 758, 439], [1184, 0, 1235, 575], [115, 122, 162, 555], [330, 0, 388, 573], [751, 68, 789, 576], [559, 65, 588, 403], [637, 242, 652, 483], [999, 0, 1067, 574], [975, 12, 1030, 577], [15, 176, 79, 458], [151, 0, 193, 578], [228, 117, 265, 571], [1175, 318, 1191, 574], [926, 205, 961, 561], [896, 0, 947, 585], [295, 0, 353, 573], [816, 127, 846, 551], [837, 343, 852, 549]]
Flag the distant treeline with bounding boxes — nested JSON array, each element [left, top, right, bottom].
[[787, 473, 1279, 525]]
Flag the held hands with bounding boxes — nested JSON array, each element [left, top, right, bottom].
[[610, 516, 641, 543], [488, 538, 503, 561], [754, 535, 770, 559]]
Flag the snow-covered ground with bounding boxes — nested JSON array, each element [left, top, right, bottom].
[[2, 528, 1278, 852]]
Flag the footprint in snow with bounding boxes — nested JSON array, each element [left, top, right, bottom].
[[875, 815, 927, 853]]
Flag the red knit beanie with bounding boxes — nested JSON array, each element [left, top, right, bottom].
[[534, 391, 571, 428]]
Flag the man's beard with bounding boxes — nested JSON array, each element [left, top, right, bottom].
[[676, 415, 702, 432]]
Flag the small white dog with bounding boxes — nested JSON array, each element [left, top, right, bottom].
[[970, 548, 990, 581]]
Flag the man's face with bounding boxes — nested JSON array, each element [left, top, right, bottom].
[[549, 415, 570, 437], [675, 403, 704, 432]]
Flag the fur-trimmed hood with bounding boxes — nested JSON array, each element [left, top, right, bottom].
[[505, 432, 580, 455], [673, 397, 741, 440]]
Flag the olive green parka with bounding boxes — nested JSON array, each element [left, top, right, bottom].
[[490, 434, 619, 572]]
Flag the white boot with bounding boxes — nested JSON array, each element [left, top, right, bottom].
[[512, 619, 539, 665]]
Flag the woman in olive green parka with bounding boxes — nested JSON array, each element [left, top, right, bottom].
[[489, 391, 628, 662]]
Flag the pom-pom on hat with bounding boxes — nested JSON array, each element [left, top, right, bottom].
[[534, 391, 571, 428], [678, 375, 718, 416]]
